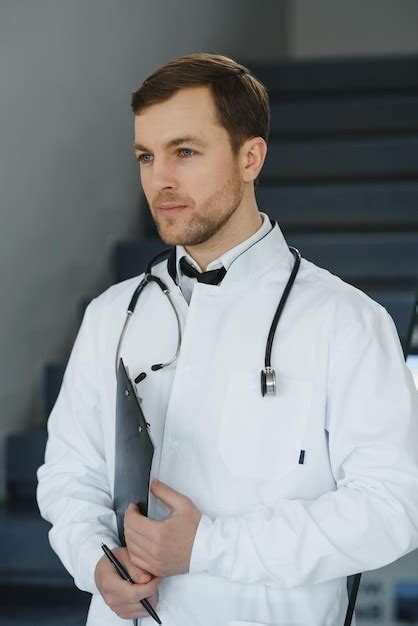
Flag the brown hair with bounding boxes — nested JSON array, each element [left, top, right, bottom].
[[131, 53, 270, 162]]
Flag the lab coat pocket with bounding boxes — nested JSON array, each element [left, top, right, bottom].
[[218, 370, 312, 480]]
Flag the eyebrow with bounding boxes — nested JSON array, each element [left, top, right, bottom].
[[133, 135, 207, 152]]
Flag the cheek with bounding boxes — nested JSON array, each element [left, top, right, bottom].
[[139, 167, 149, 189], [192, 159, 235, 201], [139, 169, 154, 204]]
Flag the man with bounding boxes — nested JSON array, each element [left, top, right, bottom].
[[37, 53, 418, 626]]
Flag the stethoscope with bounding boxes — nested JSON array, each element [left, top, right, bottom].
[[115, 236, 301, 397]]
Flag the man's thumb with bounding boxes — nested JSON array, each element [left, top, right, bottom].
[[151, 478, 184, 513], [134, 569, 152, 584]]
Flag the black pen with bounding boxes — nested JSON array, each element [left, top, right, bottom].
[[101, 543, 162, 624]]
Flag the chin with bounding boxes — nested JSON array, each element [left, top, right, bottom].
[[155, 222, 192, 247], [157, 227, 185, 247], [155, 214, 217, 247], [159, 232, 206, 248]]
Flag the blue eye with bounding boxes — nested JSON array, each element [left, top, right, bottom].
[[137, 154, 153, 164], [136, 148, 194, 164]]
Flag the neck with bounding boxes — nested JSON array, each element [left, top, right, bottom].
[[184, 205, 263, 272]]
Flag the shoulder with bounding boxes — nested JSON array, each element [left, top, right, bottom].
[[84, 253, 171, 321], [300, 256, 387, 318], [88, 274, 145, 315], [298, 256, 392, 334]]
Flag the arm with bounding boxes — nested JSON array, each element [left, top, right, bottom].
[[37, 299, 119, 594], [188, 304, 418, 588]]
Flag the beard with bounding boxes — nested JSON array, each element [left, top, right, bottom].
[[150, 164, 244, 247]]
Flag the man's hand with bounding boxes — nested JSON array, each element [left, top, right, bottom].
[[124, 478, 202, 577], [94, 546, 161, 620]]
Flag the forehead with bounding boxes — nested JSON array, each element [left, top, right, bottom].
[[134, 85, 226, 146]]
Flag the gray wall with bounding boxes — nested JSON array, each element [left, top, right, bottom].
[[288, 0, 418, 57], [0, 0, 287, 499]]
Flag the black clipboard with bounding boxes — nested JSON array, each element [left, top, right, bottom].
[[113, 358, 155, 546]]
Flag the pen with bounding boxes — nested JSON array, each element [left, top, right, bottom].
[[101, 543, 162, 624]]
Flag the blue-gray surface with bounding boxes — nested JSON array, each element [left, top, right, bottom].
[[0, 607, 87, 626]]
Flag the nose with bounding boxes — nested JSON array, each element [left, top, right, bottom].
[[147, 155, 179, 194]]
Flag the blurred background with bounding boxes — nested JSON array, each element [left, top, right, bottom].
[[1, 0, 418, 624]]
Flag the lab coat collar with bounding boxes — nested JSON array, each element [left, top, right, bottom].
[[220, 218, 295, 289], [167, 246, 177, 283], [166, 218, 294, 289]]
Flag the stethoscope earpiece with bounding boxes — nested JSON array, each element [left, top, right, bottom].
[[133, 363, 164, 384], [261, 367, 276, 396], [134, 372, 147, 384]]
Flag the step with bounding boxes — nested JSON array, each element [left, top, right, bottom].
[[0, 503, 73, 587], [6, 430, 47, 501], [262, 136, 418, 183], [247, 56, 418, 95], [113, 238, 166, 283], [256, 182, 418, 232], [286, 232, 418, 285], [0, 586, 89, 625], [270, 93, 418, 137]]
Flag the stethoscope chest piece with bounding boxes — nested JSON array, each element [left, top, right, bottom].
[[261, 367, 276, 396]]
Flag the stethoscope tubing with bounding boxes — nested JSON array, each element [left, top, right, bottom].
[[115, 237, 301, 395], [115, 252, 182, 378], [264, 247, 300, 369]]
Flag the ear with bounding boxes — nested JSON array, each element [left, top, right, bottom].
[[240, 137, 268, 183]]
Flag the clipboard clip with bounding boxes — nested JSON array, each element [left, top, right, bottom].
[[125, 386, 144, 405]]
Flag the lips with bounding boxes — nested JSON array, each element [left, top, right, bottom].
[[157, 204, 187, 210]]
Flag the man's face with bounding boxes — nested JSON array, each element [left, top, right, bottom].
[[134, 86, 245, 247]]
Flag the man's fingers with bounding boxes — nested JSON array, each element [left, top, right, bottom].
[[95, 546, 162, 620], [110, 591, 159, 620], [120, 590, 159, 611], [100, 561, 150, 595], [150, 478, 180, 512], [125, 538, 159, 574], [97, 548, 157, 599], [124, 504, 159, 539], [148, 590, 159, 608], [128, 562, 152, 584], [128, 576, 162, 604], [107, 576, 161, 608], [125, 526, 156, 558]]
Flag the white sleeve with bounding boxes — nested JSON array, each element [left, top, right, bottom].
[[37, 299, 119, 594], [189, 305, 418, 588]]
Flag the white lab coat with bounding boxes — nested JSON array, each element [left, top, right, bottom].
[[37, 222, 418, 626]]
